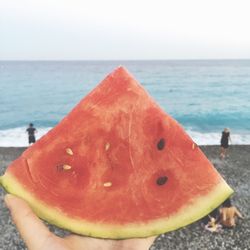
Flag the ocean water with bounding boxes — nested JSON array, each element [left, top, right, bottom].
[[0, 60, 250, 146]]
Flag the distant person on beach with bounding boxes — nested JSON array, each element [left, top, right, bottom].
[[219, 198, 243, 228], [204, 217, 222, 233], [201, 207, 220, 225], [26, 123, 37, 145], [202, 207, 222, 232], [220, 128, 231, 159]]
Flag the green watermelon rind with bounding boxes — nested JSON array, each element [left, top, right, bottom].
[[0, 173, 233, 239]]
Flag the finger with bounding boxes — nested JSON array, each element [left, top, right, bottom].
[[5, 194, 58, 250], [65, 234, 157, 250]]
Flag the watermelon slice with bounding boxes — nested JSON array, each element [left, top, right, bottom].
[[0, 67, 233, 239]]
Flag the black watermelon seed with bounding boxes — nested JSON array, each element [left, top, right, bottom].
[[156, 176, 168, 186], [157, 138, 165, 150]]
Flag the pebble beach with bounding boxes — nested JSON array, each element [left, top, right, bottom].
[[0, 145, 249, 250]]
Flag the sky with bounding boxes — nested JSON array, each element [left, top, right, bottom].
[[1, 0, 250, 60]]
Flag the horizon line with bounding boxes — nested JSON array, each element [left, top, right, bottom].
[[1, 58, 250, 62]]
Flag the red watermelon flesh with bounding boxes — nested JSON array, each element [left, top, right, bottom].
[[0, 67, 233, 238]]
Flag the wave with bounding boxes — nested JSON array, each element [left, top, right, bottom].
[[1, 127, 250, 147], [187, 130, 250, 145], [0, 127, 53, 147]]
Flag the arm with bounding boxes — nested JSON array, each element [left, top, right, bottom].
[[235, 208, 243, 219]]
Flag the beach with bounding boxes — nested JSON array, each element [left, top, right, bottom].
[[0, 145, 249, 250]]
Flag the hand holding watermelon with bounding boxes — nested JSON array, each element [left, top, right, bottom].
[[5, 194, 156, 250], [0, 67, 233, 241]]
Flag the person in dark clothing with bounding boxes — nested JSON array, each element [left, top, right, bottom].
[[220, 128, 231, 159], [26, 123, 37, 145]]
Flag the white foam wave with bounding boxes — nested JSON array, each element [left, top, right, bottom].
[[187, 130, 250, 145], [0, 127, 52, 147], [0, 127, 250, 147]]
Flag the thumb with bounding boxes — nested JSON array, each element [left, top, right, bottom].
[[5, 194, 64, 250]]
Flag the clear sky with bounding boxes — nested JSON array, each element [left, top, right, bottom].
[[1, 0, 250, 60]]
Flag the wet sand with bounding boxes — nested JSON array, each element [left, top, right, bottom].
[[0, 146, 249, 250]]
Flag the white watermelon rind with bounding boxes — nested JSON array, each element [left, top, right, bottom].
[[0, 172, 233, 239]]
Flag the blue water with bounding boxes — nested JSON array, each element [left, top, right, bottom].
[[0, 60, 250, 146]]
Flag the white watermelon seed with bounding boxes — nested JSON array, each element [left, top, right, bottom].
[[192, 143, 196, 150], [103, 182, 112, 187], [66, 148, 73, 155], [63, 164, 72, 170], [105, 143, 110, 151]]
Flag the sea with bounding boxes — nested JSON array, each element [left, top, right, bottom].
[[0, 60, 250, 146]]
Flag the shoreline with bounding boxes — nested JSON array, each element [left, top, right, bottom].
[[0, 145, 249, 249], [1, 127, 250, 147]]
